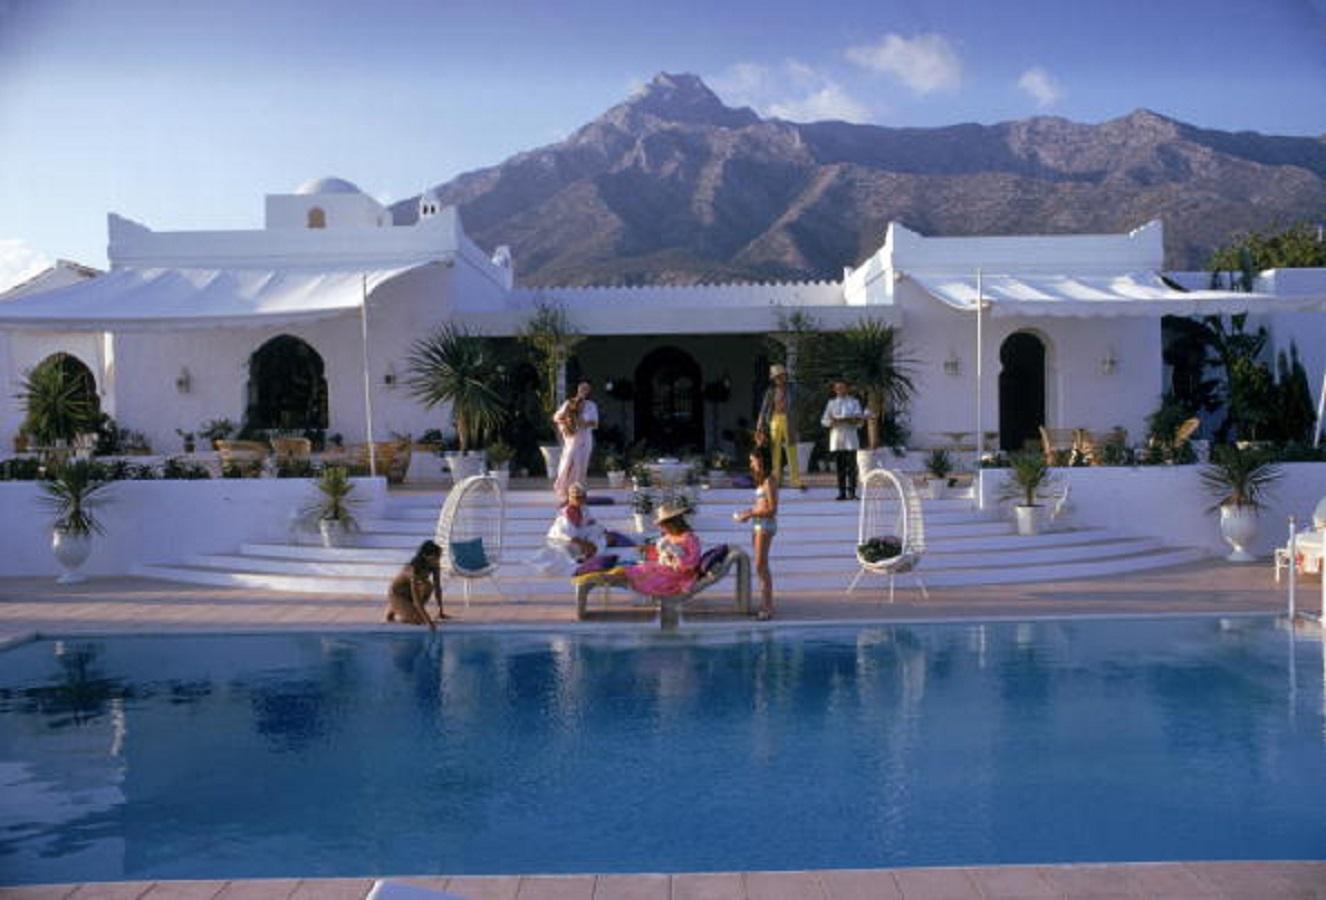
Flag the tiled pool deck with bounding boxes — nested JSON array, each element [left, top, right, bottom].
[[2, 561, 1322, 899]]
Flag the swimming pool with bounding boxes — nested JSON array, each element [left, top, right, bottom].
[[1, 618, 1324, 885]]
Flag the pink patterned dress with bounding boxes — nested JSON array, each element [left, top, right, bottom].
[[626, 531, 702, 597]]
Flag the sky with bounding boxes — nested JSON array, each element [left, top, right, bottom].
[[1, 0, 1324, 284]]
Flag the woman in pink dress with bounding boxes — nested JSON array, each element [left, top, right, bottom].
[[625, 502, 702, 597], [553, 380, 598, 502]]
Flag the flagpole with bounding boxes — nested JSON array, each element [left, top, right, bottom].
[[360, 273, 378, 478], [975, 268, 984, 510]]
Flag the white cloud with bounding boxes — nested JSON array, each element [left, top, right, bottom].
[[0, 238, 51, 295], [769, 86, 872, 124], [1017, 67, 1064, 108], [709, 60, 875, 124], [846, 32, 962, 95]]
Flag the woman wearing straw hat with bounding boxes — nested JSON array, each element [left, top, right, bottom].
[[624, 501, 702, 598]]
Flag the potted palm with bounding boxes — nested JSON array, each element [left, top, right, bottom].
[[830, 318, 916, 474], [604, 452, 626, 489], [520, 301, 583, 478], [630, 491, 654, 533], [486, 439, 514, 489], [924, 448, 954, 499], [19, 362, 99, 463], [39, 460, 111, 583], [406, 323, 507, 481], [998, 451, 1055, 536], [707, 449, 731, 488], [303, 465, 361, 548], [1199, 446, 1282, 562]]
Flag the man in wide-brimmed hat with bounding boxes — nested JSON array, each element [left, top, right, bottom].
[[756, 363, 804, 490]]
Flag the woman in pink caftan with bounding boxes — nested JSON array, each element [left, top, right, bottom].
[[553, 380, 597, 502], [625, 503, 702, 597]]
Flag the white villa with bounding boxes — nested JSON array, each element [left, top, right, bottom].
[[3, 176, 1325, 458]]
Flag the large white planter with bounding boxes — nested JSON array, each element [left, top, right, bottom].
[[607, 470, 626, 489], [706, 469, 727, 488], [489, 464, 510, 491], [1219, 504, 1259, 562], [51, 529, 92, 584], [927, 480, 948, 500], [1014, 504, 1042, 536], [319, 518, 351, 549], [445, 452, 486, 481], [539, 444, 562, 480], [632, 513, 649, 533]]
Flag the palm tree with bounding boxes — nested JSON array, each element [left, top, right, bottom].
[[829, 318, 917, 450], [406, 323, 507, 453], [519, 300, 583, 439], [19, 358, 98, 447]]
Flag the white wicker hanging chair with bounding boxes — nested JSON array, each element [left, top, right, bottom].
[[434, 474, 506, 607], [848, 467, 928, 602]]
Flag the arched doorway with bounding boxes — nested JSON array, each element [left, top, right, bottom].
[[998, 332, 1046, 452], [246, 335, 328, 431], [634, 347, 703, 453], [27, 352, 101, 435]]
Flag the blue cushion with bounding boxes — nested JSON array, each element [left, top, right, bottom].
[[604, 530, 637, 548], [573, 553, 619, 577], [584, 495, 615, 506], [698, 544, 729, 577], [449, 538, 488, 572]]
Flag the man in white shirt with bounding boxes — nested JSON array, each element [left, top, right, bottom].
[[821, 380, 864, 500]]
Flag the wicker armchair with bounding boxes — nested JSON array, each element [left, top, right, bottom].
[[270, 436, 312, 464], [216, 440, 269, 474], [344, 440, 412, 483]]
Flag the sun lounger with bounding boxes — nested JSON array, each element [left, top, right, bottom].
[[574, 544, 751, 624]]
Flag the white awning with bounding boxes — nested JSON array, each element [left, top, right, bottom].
[[907, 271, 1326, 317], [0, 265, 424, 331]]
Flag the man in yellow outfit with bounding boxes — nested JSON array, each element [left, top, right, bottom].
[[756, 364, 805, 490]]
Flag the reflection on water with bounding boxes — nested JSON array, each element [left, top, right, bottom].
[[0, 620, 1324, 885]]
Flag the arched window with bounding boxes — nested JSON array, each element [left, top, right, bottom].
[[246, 335, 329, 431], [634, 346, 703, 453], [307, 207, 326, 229]]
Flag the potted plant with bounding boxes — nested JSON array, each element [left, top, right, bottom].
[[707, 449, 731, 488], [19, 362, 99, 462], [486, 439, 514, 489], [520, 301, 583, 479], [175, 429, 196, 454], [604, 452, 626, 488], [630, 491, 654, 533], [406, 323, 506, 481], [39, 460, 111, 583], [1199, 445, 1282, 562], [303, 465, 361, 548], [924, 448, 954, 499], [998, 451, 1055, 536], [831, 318, 917, 474]]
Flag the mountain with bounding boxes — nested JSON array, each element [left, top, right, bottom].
[[393, 72, 1326, 285]]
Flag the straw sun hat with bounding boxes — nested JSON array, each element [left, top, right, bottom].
[[653, 502, 689, 525]]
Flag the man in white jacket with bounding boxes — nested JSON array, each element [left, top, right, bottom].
[[821, 380, 864, 500]]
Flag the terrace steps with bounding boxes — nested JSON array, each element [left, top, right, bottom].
[[136, 484, 1205, 598]]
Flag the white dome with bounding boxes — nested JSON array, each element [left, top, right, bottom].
[[294, 176, 364, 196]]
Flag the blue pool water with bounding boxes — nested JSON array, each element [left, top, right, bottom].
[[1, 618, 1324, 885]]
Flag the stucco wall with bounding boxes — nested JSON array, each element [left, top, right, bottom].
[[978, 462, 1326, 557], [896, 281, 1162, 448], [0, 477, 387, 577]]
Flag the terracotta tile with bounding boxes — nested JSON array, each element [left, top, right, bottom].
[[515, 876, 595, 900], [1036, 864, 1142, 898], [589, 874, 669, 900], [743, 871, 825, 900], [0, 887, 80, 900], [388, 878, 455, 893], [817, 869, 903, 900], [286, 880, 373, 900], [1179, 862, 1309, 898], [964, 866, 1059, 899], [670, 873, 745, 900], [212, 882, 300, 900], [67, 885, 152, 900], [139, 884, 228, 899], [1109, 863, 1219, 898], [442, 876, 521, 900], [889, 867, 981, 900]]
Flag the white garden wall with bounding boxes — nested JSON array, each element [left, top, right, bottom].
[[978, 463, 1326, 557], [0, 477, 387, 577]]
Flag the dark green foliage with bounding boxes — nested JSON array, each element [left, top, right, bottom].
[[406, 323, 507, 453], [1199, 445, 1282, 512], [1208, 222, 1326, 290], [160, 457, 212, 480], [18, 358, 99, 446], [0, 457, 42, 480], [39, 461, 111, 536]]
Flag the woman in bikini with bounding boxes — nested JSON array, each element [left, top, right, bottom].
[[385, 539, 446, 630], [734, 448, 778, 620]]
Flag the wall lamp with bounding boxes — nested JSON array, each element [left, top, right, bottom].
[[942, 353, 962, 377], [175, 367, 192, 394], [383, 363, 398, 387], [1099, 351, 1119, 376]]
